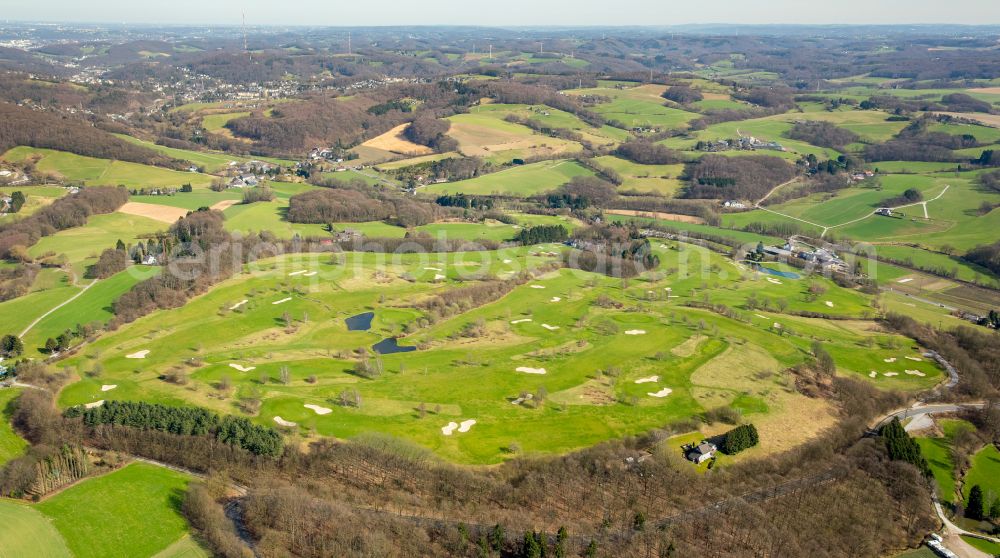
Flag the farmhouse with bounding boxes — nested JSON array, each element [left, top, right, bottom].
[[686, 442, 717, 464]]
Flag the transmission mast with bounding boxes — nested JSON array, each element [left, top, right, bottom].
[[242, 12, 251, 62]]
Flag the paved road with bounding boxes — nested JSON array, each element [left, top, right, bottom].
[[871, 403, 986, 432]]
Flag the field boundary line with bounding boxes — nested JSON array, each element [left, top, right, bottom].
[[19, 279, 97, 338]]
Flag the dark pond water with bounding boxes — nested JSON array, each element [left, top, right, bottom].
[[372, 338, 416, 355], [345, 312, 374, 331], [753, 265, 801, 279]]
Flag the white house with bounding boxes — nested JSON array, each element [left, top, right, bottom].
[[686, 442, 717, 464]]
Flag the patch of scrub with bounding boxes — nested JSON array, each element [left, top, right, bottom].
[[671, 334, 706, 358], [647, 388, 673, 398], [273, 416, 297, 427], [624, 330, 646, 335], [272, 297, 292, 305], [634, 375, 659, 384], [304, 404, 332, 415], [516, 366, 547, 375], [100, 385, 117, 392], [229, 363, 256, 372], [126, 350, 149, 359]]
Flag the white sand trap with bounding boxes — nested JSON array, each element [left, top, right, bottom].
[[126, 350, 150, 359], [441, 422, 459, 436], [530, 285, 546, 289], [884, 358, 897, 363], [229, 300, 248, 310], [434, 274, 446, 280], [624, 330, 646, 335], [883, 372, 899, 377], [516, 367, 547, 375], [869, 371, 878, 378], [824, 301, 834, 308], [503, 259, 512, 264], [304, 404, 332, 415], [424, 267, 442, 271], [272, 297, 292, 305], [541, 324, 560, 331], [550, 297, 562, 302], [635, 375, 659, 384], [897, 278, 914, 284], [289, 270, 307, 276], [229, 363, 256, 372], [773, 323, 782, 329], [85, 400, 105, 409], [303, 272, 317, 277], [755, 314, 768, 319], [905, 356, 923, 362], [667, 295, 679, 298], [510, 318, 533, 324], [273, 416, 297, 427], [647, 388, 673, 398], [101, 385, 117, 392], [905, 369, 926, 377], [512, 394, 534, 405], [766, 277, 782, 284], [458, 419, 476, 433]]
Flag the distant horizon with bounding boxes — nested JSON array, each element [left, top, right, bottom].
[[3, 0, 1000, 28]]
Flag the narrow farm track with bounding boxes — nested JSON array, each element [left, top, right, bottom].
[[18, 279, 97, 338]]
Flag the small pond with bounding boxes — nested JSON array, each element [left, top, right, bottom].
[[346, 312, 374, 331], [753, 265, 801, 279], [372, 338, 416, 355]]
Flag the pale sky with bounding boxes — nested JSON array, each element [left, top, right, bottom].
[[5, 0, 1000, 27]]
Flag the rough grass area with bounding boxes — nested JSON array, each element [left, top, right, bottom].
[[0, 499, 72, 558]]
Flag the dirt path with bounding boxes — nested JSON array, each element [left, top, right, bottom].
[[19, 279, 97, 338], [209, 199, 240, 212]]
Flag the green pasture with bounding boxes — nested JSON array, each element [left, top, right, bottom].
[[962, 444, 1000, 502], [2, 147, 214, 189], [28, 212, 166, 277], [0, 499, 72, 558], [593, 155, 686, 196], [423, 160, 594, 196]]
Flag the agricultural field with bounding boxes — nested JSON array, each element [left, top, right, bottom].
[[423, 159, 593, 196], [34, 463, 199, 558], [361, 123, 435, 156], [565, 84, 699, 130], [115, 134, 294, 173], [0, 499, 72, 558], [469, 103, 629, 146], [28, 212, 166, 276], [56, 243, 944, 464], [593, 155, 686, 195], [1, 147, 215, 189], [446, 111, 584, 162]]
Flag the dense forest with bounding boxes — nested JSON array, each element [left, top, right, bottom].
[[682, 155, 797, 200]]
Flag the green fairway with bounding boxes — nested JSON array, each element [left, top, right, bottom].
[[423, 160, 594, 196], [2, 147, 215, 189], [0, 281, 81, 337], [28, 212, 166, 277], [0, 499, 72, 558], [916, 419, 975, 504], [962, 444, 1000, 502], [0, 389, 28, 466], [36, 463, 194, 558]]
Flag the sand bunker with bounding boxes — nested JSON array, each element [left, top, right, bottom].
[[84, 400, 105, 409], [434, 274, 446, 280], [530, 285, 546, 289], [883, 372, 899, 377], [458, 419, 476, 433], [424, 267, 442, 271], [634, 376, 659, 384], [550, 297, 562, 302], [755, 314, 768, 319], [824, 301, 834, 308], [126, 350, 150, 359], [624, 330, 646, 335], [273, 416, 297, 427], [229, 363, 256, 372], [905, 356, 923, 362], [304, 404, 332, 415], [303, 272, 317, 277], [869, 371, 878, 378], [503, 259, 513, 264], [289, 270, 307, 276], [905, 370, 926, 377], [510, 318, 533, 324], [441, 422, 459, 436], [647, 388, 673, 398], [229, 300, 248, 310], [272, 297, 292, 305], [541, 324, 560, 331], [516, 367, 547, 375], [766, 277, 782, 285], [101, 385, 117, 392], [884, 358, 897, 363], [897, 278, 914, 284]]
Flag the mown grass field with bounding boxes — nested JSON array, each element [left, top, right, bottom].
[[0, 499, 72, 558], [916, 419, 975, 504], [57, 243, 942, 464], [565, 84, 698, 130], [2, 147, 214, 189], [593, 155, 686, 196], [423, 160, 593, 196], [0, 389, 28, 466], [28, 212, 166, 276], [962, 444, 1000, 502], [36, 463, 194, 558]]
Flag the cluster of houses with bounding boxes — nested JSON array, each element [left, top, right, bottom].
[[223, 160, 281, 188], [695, 136, 785, 152], [850, 170, 876, 182], [762, 239, 848, 273]]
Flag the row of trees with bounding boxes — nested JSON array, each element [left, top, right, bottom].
[[517, 225, 568, 245]]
